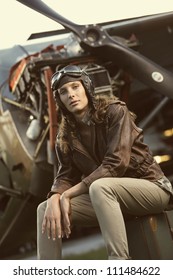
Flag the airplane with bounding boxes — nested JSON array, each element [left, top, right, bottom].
[[0, 0, 173, 259]]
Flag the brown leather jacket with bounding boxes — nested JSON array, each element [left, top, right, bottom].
[[49, 100, 172, 196]]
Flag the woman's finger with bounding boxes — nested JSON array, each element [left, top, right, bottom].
[[63, 213, 71, 238], [51, 219, 56, 240], [46, 219, 51, 239], [42, 217, 47, 234]]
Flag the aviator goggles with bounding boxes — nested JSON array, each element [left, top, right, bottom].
[[51, 66, 87, 91]]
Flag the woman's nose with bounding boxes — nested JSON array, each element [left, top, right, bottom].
[[67, 89, 75, 98]]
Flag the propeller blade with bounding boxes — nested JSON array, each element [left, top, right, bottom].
[[16, 0, 81, 36], [17, 0, 173, 100]]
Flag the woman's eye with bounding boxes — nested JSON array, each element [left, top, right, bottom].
[[59, 90, 66, 95]]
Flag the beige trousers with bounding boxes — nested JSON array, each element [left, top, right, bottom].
[[37, 177, 170, 260]]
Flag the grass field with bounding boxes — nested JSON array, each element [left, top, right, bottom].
[[64, 247, 107, 260]]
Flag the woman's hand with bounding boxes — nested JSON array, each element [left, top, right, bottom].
[[60, 193, 71, 238], [59, 182, 88, 238], [42, 193, 62, 240]]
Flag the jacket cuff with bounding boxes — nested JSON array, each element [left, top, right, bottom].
[[46, 191, 60, 199]]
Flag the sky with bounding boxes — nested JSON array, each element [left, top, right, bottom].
[[1, 0, 173, 50]]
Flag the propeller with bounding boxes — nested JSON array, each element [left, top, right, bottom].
[[17, 0, 173, 100]]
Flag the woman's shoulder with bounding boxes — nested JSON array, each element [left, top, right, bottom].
[[106, 99, 127, 114], [106, 99, 136, 123]]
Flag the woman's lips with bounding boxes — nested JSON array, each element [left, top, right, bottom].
[[70, 100, 79, 106]]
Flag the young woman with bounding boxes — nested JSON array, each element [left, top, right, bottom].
[[37, 65, 173, 259]]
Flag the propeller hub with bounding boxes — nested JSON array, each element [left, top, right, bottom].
[[80, 24, 107, 47], [86, 28, 100, 43]]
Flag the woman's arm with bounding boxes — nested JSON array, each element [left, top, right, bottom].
[[61, 181, 88, 199], [82, 102, 135, 187], [48, 143, 82, 197]]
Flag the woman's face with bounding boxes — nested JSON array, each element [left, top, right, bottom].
[[58, 80, 89, 119]]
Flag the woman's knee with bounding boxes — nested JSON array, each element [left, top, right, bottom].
[[89, 178, 123, 205], [89, 178, 116, 204], [89, 178, 104, 198]]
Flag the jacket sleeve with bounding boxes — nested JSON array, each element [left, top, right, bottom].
[[48, 144, 82, 196], [82, 102, 136, 187]]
